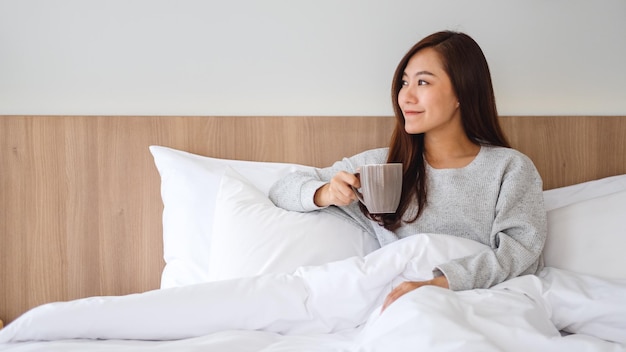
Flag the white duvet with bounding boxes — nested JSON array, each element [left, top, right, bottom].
[[1, 234, 625, 352]]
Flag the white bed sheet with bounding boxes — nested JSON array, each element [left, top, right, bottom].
[[1, 234, 625, 352], [0, 330, 357, 352]]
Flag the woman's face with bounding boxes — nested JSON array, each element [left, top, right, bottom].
[[398, 48, 461, 136]]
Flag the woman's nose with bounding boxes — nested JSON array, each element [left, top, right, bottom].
[[400, 84, 417, 103]]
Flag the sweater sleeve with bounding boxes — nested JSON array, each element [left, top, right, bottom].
[[268, 148, 389, 212], [435, 154, 548, 291]]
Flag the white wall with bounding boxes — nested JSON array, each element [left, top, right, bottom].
[[1, 0, 624, 116]]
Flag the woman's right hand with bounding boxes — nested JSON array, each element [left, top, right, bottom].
[[314, 171, 361, 207]]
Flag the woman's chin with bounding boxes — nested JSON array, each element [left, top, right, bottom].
[[404, 124, 425, 135]]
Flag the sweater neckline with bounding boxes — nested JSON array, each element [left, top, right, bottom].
[[425, 145, 485, 171]]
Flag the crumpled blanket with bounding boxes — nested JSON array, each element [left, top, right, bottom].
[[1, 234, 625, 352]]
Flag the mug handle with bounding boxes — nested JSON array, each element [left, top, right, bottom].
[[351, 172, 365, 203]]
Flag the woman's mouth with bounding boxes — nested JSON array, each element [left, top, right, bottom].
[[403, 110, 423, 116]]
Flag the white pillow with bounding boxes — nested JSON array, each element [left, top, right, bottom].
[[149, 146, 314, 288], [149, 143, 625, 287], [543, 174, 626, 211], [544, 190, 626, 280], [208, 167, 380, 281]]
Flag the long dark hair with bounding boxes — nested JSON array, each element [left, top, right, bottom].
[[362, 31, 510, 231]]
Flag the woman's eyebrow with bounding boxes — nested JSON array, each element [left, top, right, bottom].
[[415, 70, 435, 77], [403, 70, 436, 77]]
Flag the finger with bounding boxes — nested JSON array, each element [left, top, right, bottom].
[[330, 174, 359, 203], [328, 183, 354, 206], [381, 296, 394, 313], [352, 170, 362, 189], [381, 287, 402, 313], [381, 282, 420, 313], [338, 173, 361, 200], [340, 184, 358, 202], [337, 171, 360, 187]]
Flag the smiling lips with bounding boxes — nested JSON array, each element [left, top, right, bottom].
[[403, 110, 424, 116]]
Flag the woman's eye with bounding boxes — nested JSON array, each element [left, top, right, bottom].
[[401, 80, 409, 86], [418, 79, 428, 86]]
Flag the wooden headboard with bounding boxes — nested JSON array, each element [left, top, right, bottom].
[[1, 115, 625, 325]]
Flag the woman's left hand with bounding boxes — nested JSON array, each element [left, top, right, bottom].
[[381, 276, 449, 313]]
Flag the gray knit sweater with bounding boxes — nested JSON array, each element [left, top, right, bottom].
[[269, 145, 547, 291]]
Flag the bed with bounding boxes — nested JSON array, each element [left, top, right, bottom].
[[1, 115, 625, 351]]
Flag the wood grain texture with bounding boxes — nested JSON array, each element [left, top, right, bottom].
[[500, 116, 626, 190], [0, 115, 394, 325], [1, 115, 625, 325]]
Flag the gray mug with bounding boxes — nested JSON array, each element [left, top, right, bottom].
[[351, 163, 403, 214]]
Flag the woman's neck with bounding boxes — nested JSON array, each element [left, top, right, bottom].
[[424, 135, 480, 169]]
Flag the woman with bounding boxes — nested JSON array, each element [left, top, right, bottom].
[[269, 31, 547, 312]]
